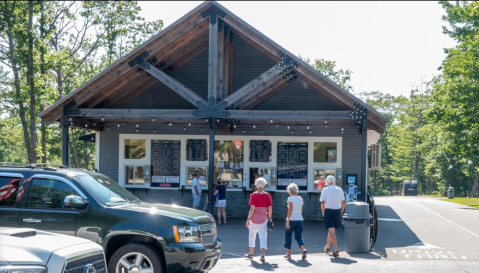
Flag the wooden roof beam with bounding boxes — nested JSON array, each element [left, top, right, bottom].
[[239, 80, 290, 110]]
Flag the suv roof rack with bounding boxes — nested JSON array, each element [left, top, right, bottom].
[[0, 162, 68, 169]]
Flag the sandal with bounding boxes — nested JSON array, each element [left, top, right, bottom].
[[329, 251, 339, 257], [244, 253, 254, 259], [260, 256, 265, 263], [302, 249, 307, 260], [324, 246, 330, 253], [283, 254, 291, 259]]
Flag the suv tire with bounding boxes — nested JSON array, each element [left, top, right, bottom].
[[108, 242, 165, 273]]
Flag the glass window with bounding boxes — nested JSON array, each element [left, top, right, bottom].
[[124, 139, 146, 159], [0, 177, 21, 207], [324, 169, 337, 188], [314, 169, 325, 191], [187, 166, 207, 187], [314, 142, 337, 163], [214, 140, 244, 189], [186, 139, 208, 161], [28, 179, 77, 209], [125, 166, 144, 186], [249, 140, 272, 162], [75, 174, 140, 206]]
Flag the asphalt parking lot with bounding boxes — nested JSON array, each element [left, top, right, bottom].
[[211, 196, 479, 273]]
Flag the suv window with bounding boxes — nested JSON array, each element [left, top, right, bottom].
[[0, 177, 21, 207], [74, 174, 140, 205], [28, 179, 77, 209]]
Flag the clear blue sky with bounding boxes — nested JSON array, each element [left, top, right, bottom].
[[138, 1, 457, 97]]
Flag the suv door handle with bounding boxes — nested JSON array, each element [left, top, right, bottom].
[[23, 218, 42, 223]]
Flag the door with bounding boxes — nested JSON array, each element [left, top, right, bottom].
[[18, 176, 81, 236], [0, 174, 23, 228]]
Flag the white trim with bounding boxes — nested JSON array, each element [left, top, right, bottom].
[[118, 134, 343, 192], [95, 131, 100, 171]]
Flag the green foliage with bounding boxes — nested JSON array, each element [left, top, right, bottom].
[[301, 57, 354, 92]]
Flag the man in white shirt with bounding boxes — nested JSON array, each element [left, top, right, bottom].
[[192, 170, 202, 209], [320, 175, 345, 257]]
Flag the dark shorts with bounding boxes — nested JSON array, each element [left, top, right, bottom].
[[324, 209, 341, 229]]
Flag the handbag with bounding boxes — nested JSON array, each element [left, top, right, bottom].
[[267, 219, 274, 231]]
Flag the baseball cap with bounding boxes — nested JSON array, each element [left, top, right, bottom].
[[326, 175, 335, 183]]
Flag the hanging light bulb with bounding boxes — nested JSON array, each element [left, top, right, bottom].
[[325, 120, 328, 128], [253, 125, 256, 129], [183, 127, 186, 131], [136, 124, 139, 128], [101, 117, 104, 121], [201, 127, 203, 131], [122, 122, 125, 126], [287, 125, 290, 130], [270, 119, 273, 123], [188, 123, 191, 126], [261, 129, 263, 134], [152, 118, 155, 122], [206, 118, 209, 123], [168, 122, 172, 126], [234, 124, 236, 128], [309, 130, 312, 134], [117, 124, 120, 127], [68, 117, 73, 122], [107, 127, 110, 131], [136, 129, 138, 133], [291, 130, 294, 135], [85, 124, 88, 128], [341, 127, 344, 134], [91, 137, 94, 141], [243, 129, 245, 134], [276, 124, 279, 127], [154, 129, 156, 133], [307, 126, 310, 130], [217, 119, 220, 123]]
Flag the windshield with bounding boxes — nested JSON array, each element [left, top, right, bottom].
[[74, 174, 140, 206]]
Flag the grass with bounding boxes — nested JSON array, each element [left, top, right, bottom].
[[440, 197, 479, 209]]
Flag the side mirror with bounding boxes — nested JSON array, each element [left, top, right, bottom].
[[64, 195, 89, 210]]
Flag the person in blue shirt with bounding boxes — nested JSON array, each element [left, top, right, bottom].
[[214, 179, 227, 224]]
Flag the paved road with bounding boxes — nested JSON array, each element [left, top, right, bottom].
[[211, 196, 479, 272]]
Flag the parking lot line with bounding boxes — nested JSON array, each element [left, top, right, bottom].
[[412, 201, 479, 240]]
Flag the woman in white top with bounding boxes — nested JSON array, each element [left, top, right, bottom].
[[284, 183, 307, 260]]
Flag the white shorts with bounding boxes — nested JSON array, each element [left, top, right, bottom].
[[217, 199, 226, 207]]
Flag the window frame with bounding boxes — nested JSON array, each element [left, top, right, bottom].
[[0, 173, 24, 207]]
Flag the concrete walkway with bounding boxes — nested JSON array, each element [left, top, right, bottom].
[[210, 196, 479, 273]]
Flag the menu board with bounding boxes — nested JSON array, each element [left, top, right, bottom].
[[151, 140, 181, 187], [277, 143, 308, 190], [249, 140, 271, 162], [187, 139, 207, 161]]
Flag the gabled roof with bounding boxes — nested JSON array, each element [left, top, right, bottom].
[[39, 1, 387, 133]]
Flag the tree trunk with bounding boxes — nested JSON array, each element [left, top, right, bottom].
[[39, 2, 47, 163], [82, 139, 88, 169], [7, 30, 33, 163], [27, 2, 37, 163]]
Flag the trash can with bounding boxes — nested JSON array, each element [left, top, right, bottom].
[[404, 180, 418, 196], [448, 187, 455, 199], [341, 202, 372, 253]]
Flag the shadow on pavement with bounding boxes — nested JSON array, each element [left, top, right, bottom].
[[372, 204, 422, 258], [329, 257, 358, 264], [286, 258, 312, 267], [249, 260, 279, 271], [217, 203, 423, 260]]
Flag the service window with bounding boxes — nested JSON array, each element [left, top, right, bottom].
[[313, 169, 325, 191], [124, 139, 146, 159], [186, 166, 208, 188], [124, 166, 145, 186], [28, 179, 77, 209], [0, 177, 21, 207], [313, 142, 337, 163], [214, 140, 244, 189]]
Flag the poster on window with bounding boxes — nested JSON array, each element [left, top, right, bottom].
[[277, 143, 308, 190], [151, 140, 181, 188], [328, 150, 337, 163]]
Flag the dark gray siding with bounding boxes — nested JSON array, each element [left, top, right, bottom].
[[254, 80, 344, 111], [233, 37, 275, 92], [342, 135, 363, 195], [121, 49, 208, 109], [99, 129, 120, 182]]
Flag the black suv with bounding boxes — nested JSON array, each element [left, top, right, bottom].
[[0, 163, 221, 273]]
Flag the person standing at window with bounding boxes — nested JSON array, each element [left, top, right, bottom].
[[214, 179, 227, 224], [284, 183, 307, 260], [244, 178, 272, 263], [320, 175, 345, 257], [192, 170, 202, 209]]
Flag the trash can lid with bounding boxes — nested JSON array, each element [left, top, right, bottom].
[[342, 202, 372, 219], [448, 187, 455, 191]]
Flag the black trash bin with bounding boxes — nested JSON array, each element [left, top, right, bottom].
[[403, 180, 418, 196]]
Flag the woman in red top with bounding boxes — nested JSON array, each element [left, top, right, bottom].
[[244, 177, 273, 262]]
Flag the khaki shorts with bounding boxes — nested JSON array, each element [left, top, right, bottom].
[[217, 199, 226, 207]]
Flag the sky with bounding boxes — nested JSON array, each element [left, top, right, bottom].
[[138, 1, 457, 98]]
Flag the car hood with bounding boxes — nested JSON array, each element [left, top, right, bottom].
[[0, 229, 92, 265], [116, 203, 215, 225]]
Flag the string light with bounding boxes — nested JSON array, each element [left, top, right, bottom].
[[201, 127, 203, 131], [217, 119, 220, 123], [136, 124, 139, 128], [291, 130, 294, 135], [154, 129, 156, 133], [101, 117, 104, 121], [68, 117, 73, 122], [168, 122, 172, 126], [136, 129, 138, 133], [276, 124, 279, 127], [261, 129, 263, 134], [188, 123, 191, 126], [287, 125, 290, 130], [341, 128, 344, 134], [243, 129, 245, 134], [234, 124, 236, 128], [122, 122, 125, 126], [85, 124, 88, 128], [206, 118, 209, 123], [307, 126, 310, 130], [325, 120, 328, 128], [309, 130, 312, 134], [152, 118, 155, 122], [253, 125, 256, 129], [183, 127, 186, 131], [270, 119, 273, 123], [107, 127, 110, 131], [117, 124, 120, 127]]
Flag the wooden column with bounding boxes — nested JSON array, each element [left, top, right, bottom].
[[208, 15, 224, 102], [61, 116, 69, 167], [207, 118, 215, 214], [361, 118, 368, 202]]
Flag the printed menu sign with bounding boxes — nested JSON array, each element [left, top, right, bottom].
[[187, 139, 207, 161], [249, 140, 271, 162], [277, 143, 308, 190], [151, 140, 180, 188]]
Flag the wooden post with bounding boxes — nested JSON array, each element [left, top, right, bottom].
[[61, 116, 69, 167], [207, 118, 215, 214], [361, 118, 368, 202], [208, 16, 220, 102]]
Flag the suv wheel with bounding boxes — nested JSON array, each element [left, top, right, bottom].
[[108, 243, 164, 273]]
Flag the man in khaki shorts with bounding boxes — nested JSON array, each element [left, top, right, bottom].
[[320, 175, 345, 257]]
